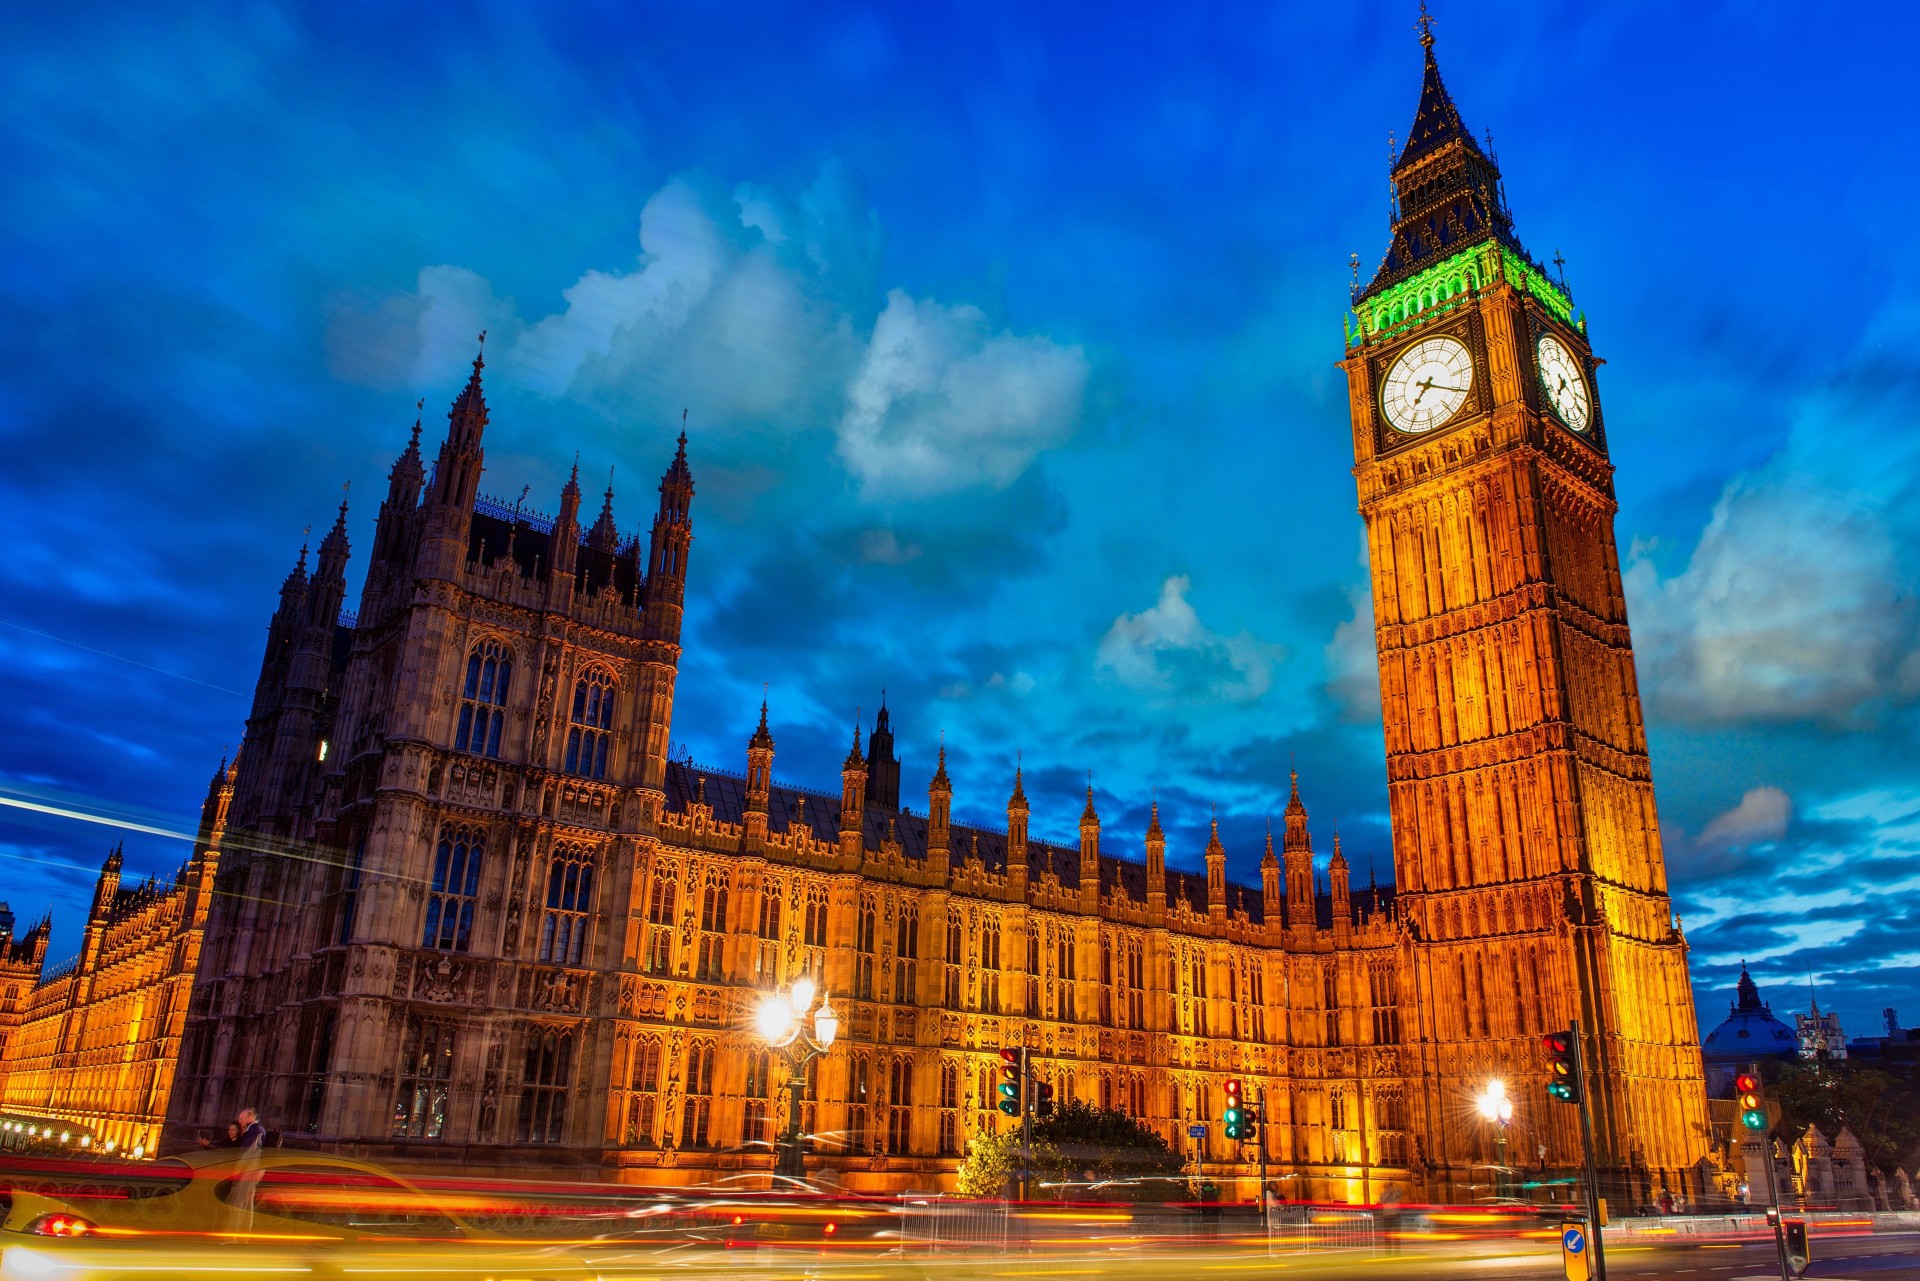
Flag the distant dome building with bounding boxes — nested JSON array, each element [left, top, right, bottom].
[[1702, 964, 1799, 1093]]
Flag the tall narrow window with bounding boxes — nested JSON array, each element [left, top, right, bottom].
[[805, 894, 829, 947], [627, 1037, 662, 1146], [539, 844, 595, 965], [644, 875, 676, 974], [848, 1054, 870, 1153], [696, 879, 729, 982], [981, 921, 1001, 1014], [332, 839, 364, 947], [455, 641, 512, 757], [944, 914, 963, 1007], [743, 1049, 772, 1148], [517, 1028, 573, 1143], [392, 1016, 456, 1139], [564, 669, 614, 778], [424, 827, 483, 952], [680, 1042, 715, 1148], [1100, 939, 1114, 1026], [887, 1056, 913, 1154], [855, 897, 877, 1000], [938, 1061, 960, 1156], [1325, 967, 1342, 1048]]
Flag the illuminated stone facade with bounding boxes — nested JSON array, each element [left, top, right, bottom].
[[0, 765, 230, 1154], [1339, 22, 1709, 1199], [154, 349, 1418, 1199], [147, 24, 1713, 1204]]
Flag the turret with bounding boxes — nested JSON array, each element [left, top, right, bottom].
[[1145, 799, 1167, 920], [549, 460, 583, 594], [627, 435, 695, 809], [865, 697, 900, 810], [1007, 765, 1030, 899], [368, 405, 425, 591], [182, 755, 236, 928], [1330, 831, 1352, 942], [1079, 782, 1101, 912], [1205, 812, 1227, 925], [743, 701, 774, 850], [1283, 768, 1316, 928], [1261, 824, 1282, 924], [642, 432, 693, 644], [839, 722, 867, 864], [418, 340, 489, 579], [927, 743, 952, 883]]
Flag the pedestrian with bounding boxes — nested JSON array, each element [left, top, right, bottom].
[[225, 1108, 268, 1236], [1379, 1184, 1402, 1254], [1657, 1188, 1674, 1216], [197, 1122, 241, 1149]]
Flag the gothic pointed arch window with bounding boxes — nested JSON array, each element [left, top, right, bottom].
[[539, 843, 596, 965], [424, 826, 484, 952], [696, 876, 729, 982], [855, 895, 878, 999], [455, 640, 513, 757], [516, 1027, 573, 1143], [680, 1041, 714, 1148], [565, 668, 615, 778], [743, 1049, 772, 1148], [627, 1036, 663, 1146], [391, 1015, 456, 1139]]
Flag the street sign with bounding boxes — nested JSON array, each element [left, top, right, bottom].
[[1560, 1221, 1590, 1281], [1187, 1124, 1207, 1138]]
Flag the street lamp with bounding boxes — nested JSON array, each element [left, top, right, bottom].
[[1475, 1080, 1515, 1200], [754, 977, 838, 1182]]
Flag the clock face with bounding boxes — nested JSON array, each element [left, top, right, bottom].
[[1536, 334, 1591, 431], [1381, 336, 1473, 434]]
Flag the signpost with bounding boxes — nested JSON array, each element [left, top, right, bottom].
[[1560, 1221, 1590, 1281]]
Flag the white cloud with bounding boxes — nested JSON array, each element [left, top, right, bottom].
[[1324, 582, 1380, 720], [1699, 786, 1791, 849], [838, 290, 1088, 497], [327, 165, 1084, 499], [1096, 575, 1285, 703]]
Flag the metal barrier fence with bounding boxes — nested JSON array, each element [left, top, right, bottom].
[[898, 1194, 1012, 1255], [1267, 1205, 1378, 1254]]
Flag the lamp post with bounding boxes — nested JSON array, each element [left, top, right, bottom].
[[754, 975, 839, 1183], [1475, 1080, 1514, 1201]]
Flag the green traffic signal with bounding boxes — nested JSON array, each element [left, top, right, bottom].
[[1546, 1081, 1574, 1102], [1741, 1108, 1767, 1131]]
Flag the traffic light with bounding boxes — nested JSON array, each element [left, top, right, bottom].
[[1223, 1078, 1244, 1138], [997, 1048, 1024, 1116], [1735, 1072, 1768, 1133], [1543, 1029, 1581, 1105], [1034, 1081, 1056, 1118], [1240, 1101, 1261, 1147]]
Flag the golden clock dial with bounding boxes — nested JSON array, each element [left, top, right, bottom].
[[1536, 334, 1591, 431], [1381, 336, 1473, 434]]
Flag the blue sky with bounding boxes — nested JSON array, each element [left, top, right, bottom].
[[1, 1, 1915, 1042]]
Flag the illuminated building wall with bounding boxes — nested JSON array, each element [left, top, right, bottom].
[[0, 763, 230, 1155]]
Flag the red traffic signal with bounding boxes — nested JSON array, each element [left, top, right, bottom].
[[997, 1048, 1024, 1116], [1543, 1029, 1581, 1105], [1735, 1071, 1766, 1131]]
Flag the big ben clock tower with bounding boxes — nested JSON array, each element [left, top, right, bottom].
[[1342, 15, 1709, 1201]]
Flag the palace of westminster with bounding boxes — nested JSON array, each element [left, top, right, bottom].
[[0, 24, 1714, 1204]]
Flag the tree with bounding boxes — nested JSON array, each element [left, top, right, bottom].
[[1766, 1058, 1920, 1174], [956, 1130, 1056, 1200], [1029, 1099, 1184, 1200]]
